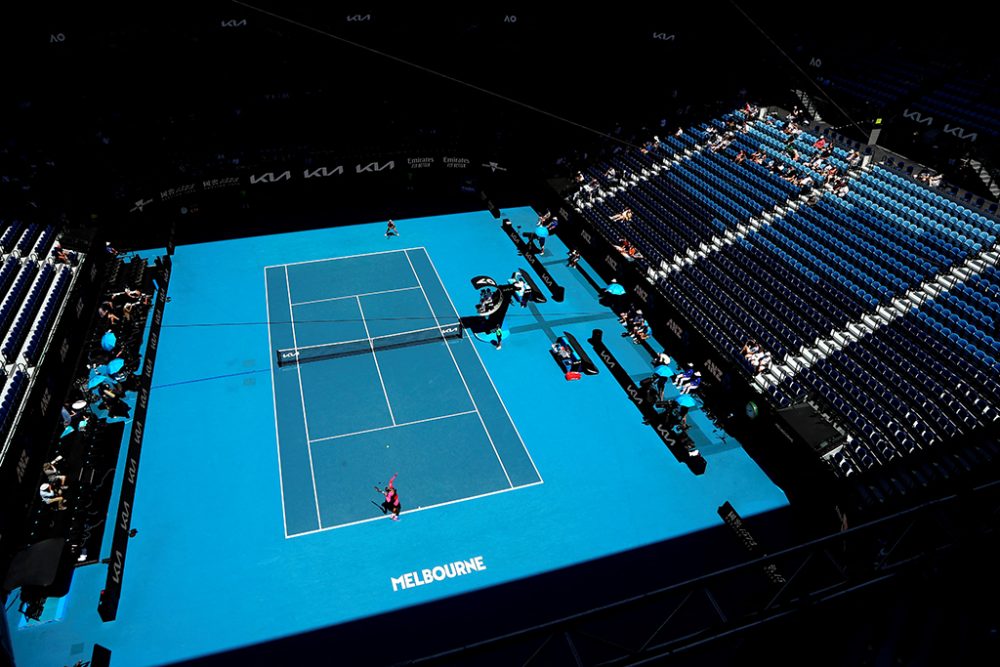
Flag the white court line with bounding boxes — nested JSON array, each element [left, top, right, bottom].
[[264, 268, 290, 537], [421, 248, 544, 484], [291, 285, 420, 307], [264, 247, 424, 270], [404, 249, 513, 488], [286, 480, 544, 538], [356, 296, 397, 426], [310, 410, 477, 443], [285, 265, 324, 529]]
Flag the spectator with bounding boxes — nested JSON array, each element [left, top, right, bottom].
[[39, 483, 66, 510], [630, 319, 650, 343], [617, 299, 636, 325], [110, 288, 150, 308], [610, 208, 633, 223], [42, 456, 67, 486], [97, 301, 120, 325], [51, 242, 73, 264], [754, 351, 772, 374]]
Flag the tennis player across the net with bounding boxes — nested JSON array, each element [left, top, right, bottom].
[[277, 322, 464, 366]]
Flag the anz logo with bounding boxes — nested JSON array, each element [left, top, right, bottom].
[[580, 229, 592, 244], [633, 284, 649, 302], [605, 255, 618, 271], [16, 450, 30, 484]]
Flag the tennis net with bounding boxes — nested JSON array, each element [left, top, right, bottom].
[[276, 322, 463, 366]]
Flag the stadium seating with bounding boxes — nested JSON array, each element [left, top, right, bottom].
[[567, 108, 1000, 477], [0, 220, 82, 444]]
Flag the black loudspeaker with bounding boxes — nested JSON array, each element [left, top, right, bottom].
[[91, 643, 112, 666]]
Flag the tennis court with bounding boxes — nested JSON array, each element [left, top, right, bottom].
[[6, 207, 788, 667], [265, 247, 541, 536]]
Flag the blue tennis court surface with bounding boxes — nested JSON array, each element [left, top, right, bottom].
[[7, 207, 787, 667], [265, 248, 540, 536]]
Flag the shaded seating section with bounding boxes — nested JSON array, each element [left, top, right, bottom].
[[1, 222, 58, 260], [22, 417, 126, 566], [1, 264, 58, 362], [0, 220, 80, 445], [770, 268, 1000, 477], [566, 107, 1000, 477], [17, 254, 157, 571], [816, 57, 942, 113], [908, 77, 1000, 142], [22, 268, 72, 366], [0, 369, 29, 441]]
